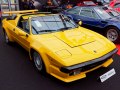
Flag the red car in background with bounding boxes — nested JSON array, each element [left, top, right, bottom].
[[109, 0, 120, 12], [77, 1, 96, 6]]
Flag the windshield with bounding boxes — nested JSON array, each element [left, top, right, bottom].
[[95, 7, 120, 19], [31, 15, 78, 34]]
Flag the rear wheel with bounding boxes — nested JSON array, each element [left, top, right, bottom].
[[106, 27, 120, 43], [33, 51, 46, 73], [4, 31, 11, 44]]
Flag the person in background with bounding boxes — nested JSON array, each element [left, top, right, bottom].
[[20, 0, 35, 10], [61, 0, 73, 9], [29, 0, 35, 9], [31, 0, 42, 11], [20, 0, 25, 10], [47, 0, 53, 6], [26, 0, 35, 10], [20, 0, 29, 10]]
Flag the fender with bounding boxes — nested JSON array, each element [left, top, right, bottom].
[[103, 19, 120, 29], [2, 22, 14, 42], [29, 43, 51, 73]]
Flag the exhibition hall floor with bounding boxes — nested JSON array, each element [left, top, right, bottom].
[[0, 25, 120, 90]]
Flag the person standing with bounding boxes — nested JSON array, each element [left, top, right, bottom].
[[31, 0, 42, 11], [20, 0, 29, 10], [29, 0, 35, 9], [26, 0, 31, 10]]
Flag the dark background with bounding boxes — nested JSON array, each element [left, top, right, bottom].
[[0, 25, 120, 90]]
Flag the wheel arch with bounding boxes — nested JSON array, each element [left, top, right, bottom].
[[2, 26, 14, 42], [104, 25, 120, 35], [104, 25, 120, 42], [105, 25, 119, 30], [29, 47, 50, 73], [2, 27, 5, 33]]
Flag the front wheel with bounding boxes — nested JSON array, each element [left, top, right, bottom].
[[106, 27, 120, 43], [33, 52, 46, 73]]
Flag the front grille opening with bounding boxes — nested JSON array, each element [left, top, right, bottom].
[[81, 59, 108, 72]]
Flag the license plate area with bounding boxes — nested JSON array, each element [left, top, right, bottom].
[[99, 68, 116, 82]]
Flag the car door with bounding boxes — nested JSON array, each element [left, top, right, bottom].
[[4, 19, 19, 41], [15, 18, 31, 51], [78, 7, 105, 29]]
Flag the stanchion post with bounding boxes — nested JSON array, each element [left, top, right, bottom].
[[0, 1, 1, 24], [7, 0, 12, 16]]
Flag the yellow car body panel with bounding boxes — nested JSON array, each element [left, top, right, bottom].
[[2, 11, 117, 82]]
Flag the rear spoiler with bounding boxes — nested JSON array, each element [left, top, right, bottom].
[[3, 9, 38, 15]]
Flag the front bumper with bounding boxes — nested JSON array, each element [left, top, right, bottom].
[[50, 58, 113, 82], [60, 48, 118, 73], [49, 48, 117, 82]]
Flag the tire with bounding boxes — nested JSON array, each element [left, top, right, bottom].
[[4, 31, 11, 44], [33, 51, 46, 73], [105, 27, 120, 43]]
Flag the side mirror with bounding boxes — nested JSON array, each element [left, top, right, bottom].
[[78, 21, 82, 26]]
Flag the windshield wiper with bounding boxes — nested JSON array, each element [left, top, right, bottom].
[[38, 30, 57, 33], [32, 26, 39, 34], [58, 27, 72, 31], [66, 19, 78, 28]]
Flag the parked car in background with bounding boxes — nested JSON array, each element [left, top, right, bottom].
[[62, 6, 120, 43], [42, 0, 63, 13], [77, 1, 96, 6], [94, 0, 111, 6], [109, 0, 120, 12], [2, 10, 117, 82]]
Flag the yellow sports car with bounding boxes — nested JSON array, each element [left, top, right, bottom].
[[2, 10, 117, 82]]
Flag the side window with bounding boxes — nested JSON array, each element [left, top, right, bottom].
[[91, 10, 100, 19], [22, 20, 30, 33], [18, 18, 30, 34], [67, 7, 80, 15], [80, 7, 99, 19]]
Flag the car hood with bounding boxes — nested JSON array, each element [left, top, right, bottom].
[[34, 27, 116, 66], [53, 29, 95, 48]]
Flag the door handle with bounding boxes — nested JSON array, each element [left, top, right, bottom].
[[13, 28, 15, 31]]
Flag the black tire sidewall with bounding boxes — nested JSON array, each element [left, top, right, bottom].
[[4, 31, 10, 44], [105, 27, 120, 43], [33, 52, 46, 73]]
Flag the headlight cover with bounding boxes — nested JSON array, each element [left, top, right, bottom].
[[55, 49, 72, 59]]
